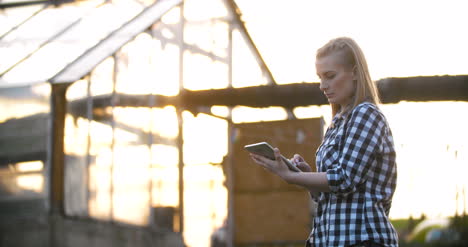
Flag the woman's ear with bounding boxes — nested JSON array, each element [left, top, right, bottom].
[[352, 66, 358, 81]]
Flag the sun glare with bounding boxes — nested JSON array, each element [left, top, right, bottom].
[[15, 161, 43, 172], [16, 174, 43, 193]]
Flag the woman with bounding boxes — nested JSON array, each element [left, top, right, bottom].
[[249, 37, 398, 247]]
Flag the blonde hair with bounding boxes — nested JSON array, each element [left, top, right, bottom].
[[316, 37, 380, 117]]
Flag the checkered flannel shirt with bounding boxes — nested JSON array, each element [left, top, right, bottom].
[[309, 102, 398, 247]]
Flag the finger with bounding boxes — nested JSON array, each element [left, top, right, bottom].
[[250, 153, 269, 163], [296, 162, 311, 172], [249, 153, 262, 163], [296, 162, 307, 169], [293, 154, 304, 163], [273, 148, 282, 161], [250, 154, 269, 168]]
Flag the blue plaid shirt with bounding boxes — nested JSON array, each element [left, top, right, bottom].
[[310, 102, 398, 247]]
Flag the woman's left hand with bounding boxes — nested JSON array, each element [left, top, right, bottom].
[[249, 147, 290, 178]]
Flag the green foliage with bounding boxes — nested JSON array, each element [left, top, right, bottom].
[[449, 214, 468, 243], [396, 214, 468, 247]]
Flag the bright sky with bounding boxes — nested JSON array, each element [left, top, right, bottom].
[[234, 0, 468, 220], [236, 0, 468, 83]]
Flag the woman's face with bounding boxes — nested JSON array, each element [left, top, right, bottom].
[[316, 52, 356, 108]]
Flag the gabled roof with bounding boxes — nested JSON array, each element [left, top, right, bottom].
[[50, 0, 182, 84], [0, 0, 182, 86]]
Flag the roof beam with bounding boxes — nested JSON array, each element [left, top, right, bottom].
[[0, 0, 72, 9], [223, 0, 277, 85], [67, 75, 468, 118]]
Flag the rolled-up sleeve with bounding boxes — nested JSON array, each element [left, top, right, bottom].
[[326, 104, 386, 196]]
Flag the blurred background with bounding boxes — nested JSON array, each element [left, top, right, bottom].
[[0, 0, 467, 246]]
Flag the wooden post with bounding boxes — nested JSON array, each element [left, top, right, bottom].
[[50, 83, 69, 215]]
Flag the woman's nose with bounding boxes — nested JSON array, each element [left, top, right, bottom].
[[319, 81, 328, 91]]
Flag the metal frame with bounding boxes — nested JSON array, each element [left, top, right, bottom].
[[50, 0, 183, 84], [0, 0, 72, 9], [223, 0, 276, 85]]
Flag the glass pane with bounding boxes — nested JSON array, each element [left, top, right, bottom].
[[184, 0, 230, 22], [0, 82, 50, 216], [147, 37, 180, 96], [64, 79, 91, 216], [0, 161, 45, 198], [151, 106, 179, 140], [232, 29, 268, 88], [115, 33, 174, 95], [232, 106, 288, 123], [88, 146, 112, 221], [149, 107, 179, 213], [0, 83, 50, 122], [1, 1, 143, 84], [112, 144, 151, 225], [110, 107, 152, 225], [182, 112, 228, 166], [184, 21, 229, 59], [0, 83, 51, 164], [183, 164, 227, 247], [64, 150, 89, 217], [161, 5, 181, 25], [182, 16, 230, 90], [0, 1, 103, 77], [90, 57, 115, 96], [0, 4, 46, 37], [183, 51, 229, 90], [151, 165, 179, 207]]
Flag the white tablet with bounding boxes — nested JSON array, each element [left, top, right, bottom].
[[244, 142, 301, 172]]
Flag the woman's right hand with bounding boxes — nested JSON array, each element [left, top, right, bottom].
[[292, 154, 320, 199], [291, 154, 312, 172]]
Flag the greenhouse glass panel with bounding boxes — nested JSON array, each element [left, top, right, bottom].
[[0, 3, 46, 37], [0, 82, 51, 217], [1, 0, 143, 85], [0, 1, 104, 78]]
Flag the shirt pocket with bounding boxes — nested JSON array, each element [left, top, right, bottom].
[[320, 134, 342, 170]]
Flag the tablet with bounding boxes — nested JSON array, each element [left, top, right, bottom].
[[244, 142, 301, 172]]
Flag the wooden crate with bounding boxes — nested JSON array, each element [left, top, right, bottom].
[[234, 191, 311, 244], [231, 118, 322, 245]]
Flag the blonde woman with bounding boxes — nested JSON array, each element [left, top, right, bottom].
[[250, 37, 398, 247]]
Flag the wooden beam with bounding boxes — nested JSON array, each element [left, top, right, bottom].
[[67, 75, 468, 119], [178, 75, 468, 108], [378, 75, 468, 103], [50, 83, 69, 215]]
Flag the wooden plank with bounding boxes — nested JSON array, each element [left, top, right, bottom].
[[234, 191, 311, 244]]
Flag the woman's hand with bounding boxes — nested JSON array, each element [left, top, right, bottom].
[[290, 154, 320, 197], [291, 154, 312, 172], [249, 148, 290, 178], [251, 150, 329, 192]]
